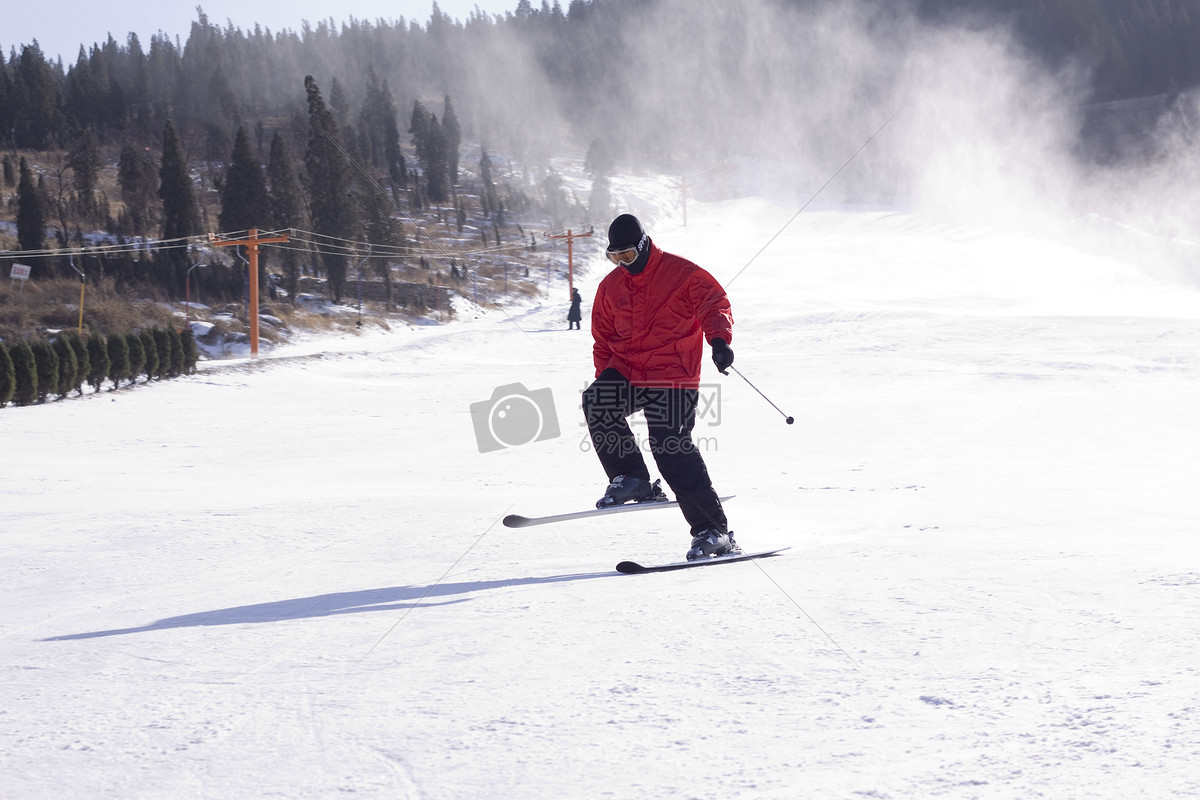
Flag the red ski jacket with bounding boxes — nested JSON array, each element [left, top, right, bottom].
[[591, 241, 733, 389]]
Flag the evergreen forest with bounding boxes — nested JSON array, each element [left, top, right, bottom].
[[1, 0, 1198, 350]]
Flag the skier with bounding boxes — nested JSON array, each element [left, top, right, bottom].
[[567, 287, 582, 330], [584, 213, 738, 561]]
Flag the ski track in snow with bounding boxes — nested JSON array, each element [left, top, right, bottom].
[[3, 196, 1200, 799]]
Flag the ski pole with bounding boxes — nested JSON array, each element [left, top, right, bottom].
[[730, 366, 794, 425]]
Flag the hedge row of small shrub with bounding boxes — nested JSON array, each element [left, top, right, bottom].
[[0, 328, 199, 408]]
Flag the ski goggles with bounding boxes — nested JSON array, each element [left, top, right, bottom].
[[606, 246, 639, 266], [605, 234, 646, 266]]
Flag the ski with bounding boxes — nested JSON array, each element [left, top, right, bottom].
[[615, 547, 790, 574], [502, 495, 734, 529]]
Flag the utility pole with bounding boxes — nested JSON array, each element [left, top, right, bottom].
[[355, 245, 371, 328], [210, 228, 289, 358], [185, 262, 206, 328], [544, 228, 593, 298], [674, 162, 735, 228], [67, 256, 85, 333]]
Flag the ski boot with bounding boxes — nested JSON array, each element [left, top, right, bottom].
[[686, 529, 742, 561], [596, 476, 669, 509]]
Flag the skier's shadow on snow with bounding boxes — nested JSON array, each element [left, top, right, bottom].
[[41, 571, 613, 641]]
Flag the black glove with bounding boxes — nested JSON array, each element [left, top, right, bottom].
[[711, 338, 734, 375]]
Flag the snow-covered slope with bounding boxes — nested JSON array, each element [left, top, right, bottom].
[[3, 195, 1200, 799]]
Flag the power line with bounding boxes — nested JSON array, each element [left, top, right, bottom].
[[0, 235, 199, 262], [725, 105, 904, 290]]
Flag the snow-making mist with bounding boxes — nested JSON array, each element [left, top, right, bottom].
[[563, 0, 1200, 266], [570, 0, 1080, 208]]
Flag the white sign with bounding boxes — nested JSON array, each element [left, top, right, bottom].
[[10, 263, 31, 281]]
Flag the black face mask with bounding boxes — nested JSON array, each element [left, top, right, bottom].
[[622, 238, 651, 275]]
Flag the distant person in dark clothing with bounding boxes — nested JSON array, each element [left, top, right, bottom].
[[567, 287, 583, 330]]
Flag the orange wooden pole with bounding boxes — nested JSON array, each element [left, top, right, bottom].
[[248, 230, 261, 356], [545, 228, 593, 298], [211, 228, 289, 358]]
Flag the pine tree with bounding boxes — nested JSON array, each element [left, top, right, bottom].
[[0, 345, 16, 407], [65, 331, 90, 396], [10, 342, 38, 406], [411, 101, 449, 203], [64, 49, 102, 130], [358, 71, 389, 170], [220, 126, 271, 288], [12, 44, 64, 150], [442, 95, 461, 187], [152, 329, 170, 379], [381, 80, 406, 189], [29, 341, 59, 403], [359, 176, 404, 309], [159, 119, 201, 246], [329, 77, 350, 127], [304, 75, 358, 303], [125, 333, 146, 385], [167, 328, 184, 376], [118, 143, 159, 236], [180, 329, 199, 373], [480, 148, 499, 217], [543, 170, 567, 227], [106, 333, 130, 389], [51, 335, 78, 399], [589, 173, 613, 223], [140, 331, 159, 382], [584, 138, 614, 178], [267, 131, 306, 303], [86, 332, 110, 392], [219, 126, 269, 232], [158, 119, 203, 293], [425, 115, 448, 203], [410, 102, 431, 183], [67, 129, 103, 219], [16, 158, 46, 253]]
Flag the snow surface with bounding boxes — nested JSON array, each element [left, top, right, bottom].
[[3, 192, 1200, 799]]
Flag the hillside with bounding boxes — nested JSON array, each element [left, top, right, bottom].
[[6, 0, 1200, 354], [0, 137, 601, 354]]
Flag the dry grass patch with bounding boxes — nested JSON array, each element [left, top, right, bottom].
[[0, 277, 176, 342]]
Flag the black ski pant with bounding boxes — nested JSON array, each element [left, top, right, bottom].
[[582, 368, 727, 536]]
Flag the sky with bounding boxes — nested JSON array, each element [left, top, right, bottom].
[[3, 0, 522, 64]]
